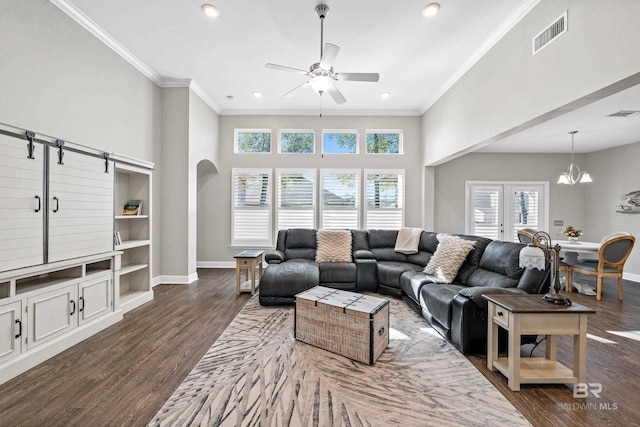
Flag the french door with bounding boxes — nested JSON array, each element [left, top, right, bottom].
[[465, 182, 548, 242]]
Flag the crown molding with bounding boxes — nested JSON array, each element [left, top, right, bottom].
[[218, 108, 421, 117], [50, 0, 162, 84], [419, 0, 541, 115]]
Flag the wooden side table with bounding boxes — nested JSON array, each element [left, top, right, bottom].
[[234, 250, 264, 296], [484, 294, 595, 391]]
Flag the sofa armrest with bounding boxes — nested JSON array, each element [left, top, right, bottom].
[[355, 258, 377, 292], [353, 249, 374, 260], [457, 286, 528, 311], [265, 249, 285, 264]]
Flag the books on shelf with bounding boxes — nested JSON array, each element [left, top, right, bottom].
[[114, 231, 122, 246], [122, 199, 142, 216]]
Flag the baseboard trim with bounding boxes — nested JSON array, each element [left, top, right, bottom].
[[152, 273, 199, 286], [196, 261, 236, 269], [624, 272, 640, 283]]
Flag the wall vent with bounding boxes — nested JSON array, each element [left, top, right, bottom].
[[532, 11, 567, 55], [608, 110, 640, 117]]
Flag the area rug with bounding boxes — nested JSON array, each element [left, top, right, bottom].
[[150, 295, 530, 427]]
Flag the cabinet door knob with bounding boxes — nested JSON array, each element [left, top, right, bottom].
[[70, 299, 76, 315], [79, 297, 85, 312], [53, 196, 59, 213], [15, 319, 22, 339], [35, 195, 41, 212]]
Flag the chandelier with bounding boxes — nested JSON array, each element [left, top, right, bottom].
[[557, 131, 593, 185]]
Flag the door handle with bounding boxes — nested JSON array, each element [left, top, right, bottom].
[[79, 297, 85, 313], [70, 299, 76, 315], [15, 319, 22, 339], [35, 195, 41, 212], [53, 196, 59, 213]]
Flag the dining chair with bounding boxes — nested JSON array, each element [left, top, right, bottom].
[[568, 233, 636, 301], [517, 228, 538, 245]]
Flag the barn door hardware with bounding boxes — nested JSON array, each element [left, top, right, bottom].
[[55, 139, 65, 165], [26, 131, 36, 159]]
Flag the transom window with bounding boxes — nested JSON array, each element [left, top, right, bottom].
[[322, 130, 358, 154], [278, 130, 315, 154], [234, 129, 272, 153], [365, 130, 402, 154]]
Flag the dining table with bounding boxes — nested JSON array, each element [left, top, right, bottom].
[[553, 240, 601, 265]]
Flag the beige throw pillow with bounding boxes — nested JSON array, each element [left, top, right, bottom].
[[316, 230, 352, 263], [423, 236, 475, 282]]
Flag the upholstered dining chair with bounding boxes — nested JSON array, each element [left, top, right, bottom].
[[568, 233, 635, 301], [517, 228, 538, 244]]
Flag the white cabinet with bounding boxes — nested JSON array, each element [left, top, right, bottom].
[[0, 134, 45, 271], [48, 149, 114, 263], [79, 274, 112, 325], [27, 283, 77, 350], [114, 163, 152, 313], [0, 301, 22, 364]]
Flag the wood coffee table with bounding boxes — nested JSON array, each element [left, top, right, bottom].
[[484, 293, 595, 391]]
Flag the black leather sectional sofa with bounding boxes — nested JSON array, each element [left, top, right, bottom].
[[259, 228, 549, 354]]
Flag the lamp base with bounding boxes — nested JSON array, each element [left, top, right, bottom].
[[543, 292, 572, 306]]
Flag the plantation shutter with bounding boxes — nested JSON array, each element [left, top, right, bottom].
[[320, 169, 359, 230], [468, 185, 503, 240], [276, 169, 315, 230], [511, 185, 543, 241], [231, 169, 272, 246], [365, 170, 404, 229]]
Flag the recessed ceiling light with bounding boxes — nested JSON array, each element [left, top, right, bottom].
[[422, 3, 440, 17], [201, 4, 220, 18], [381, 92, 391, 99], [252, 91, 262, 98]]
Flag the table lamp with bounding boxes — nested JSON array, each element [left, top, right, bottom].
[[519, 230, 571, 306]]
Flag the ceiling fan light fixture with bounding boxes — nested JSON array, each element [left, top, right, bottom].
[[309, 75, 333, 93], [201, 4, 220, 18], [252, 91, 262, 98], [381, 92, 391, 99], [422, 3, 440, 17]]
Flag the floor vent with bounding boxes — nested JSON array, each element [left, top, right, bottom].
[[608, 110, 640, 117], [532, 11, 567, 55]]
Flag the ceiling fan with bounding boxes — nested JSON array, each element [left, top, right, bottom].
[[265, 4, 380, 105]]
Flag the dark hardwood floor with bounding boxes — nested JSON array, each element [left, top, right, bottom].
[[0, 269, 638, 426]]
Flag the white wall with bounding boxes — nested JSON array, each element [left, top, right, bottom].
[[584, 141, 640, 278], [422, 0, 640, 166], [197, 115, 423, 265]]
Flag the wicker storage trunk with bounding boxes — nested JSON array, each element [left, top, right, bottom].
[[294, 286, 389, 365]]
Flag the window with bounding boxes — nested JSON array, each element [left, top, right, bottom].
[[234, 129, 271, 153], [365, 130, 402, 154], [365, 170, 404, 229], [320, 169, 359, 229], [231, 169, 272, 246], [278, 130, 315, 154], [276, 169, 316, 230], [465, 182, 548, 242], [322, 130, 358, 154]]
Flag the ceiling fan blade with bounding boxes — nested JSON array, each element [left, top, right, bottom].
[[265, 63, 309, 76], [284, 81, 310, 98], [327, 84, 346, 105], [319, 43, 340, 69], [336, 72, 379, 82]]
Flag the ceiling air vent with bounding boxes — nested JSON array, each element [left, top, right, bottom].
[[532, 11, 567, 55], [608, 110, 640, 117]]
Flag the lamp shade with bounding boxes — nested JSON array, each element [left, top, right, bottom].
[[519, 245, 546, 270], [309, 75, 333, 93], [580, 172, 593, 183]]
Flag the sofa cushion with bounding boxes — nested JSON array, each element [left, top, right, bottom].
[[478, 240, 525, 280], [424, 236, 476, 282], [420, 283, 465, 330], [284, 229, 317, 261], [316, 230, 352, 263], [378, 261, 424, 289], [452, 235, 493, 286], [319, 262, 356, 283], [259, 260, 319, 298], [400, 271, 447, 304]]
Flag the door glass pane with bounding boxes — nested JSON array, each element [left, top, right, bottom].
[[471, 186, 501, 240]]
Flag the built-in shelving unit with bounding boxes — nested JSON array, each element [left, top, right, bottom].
[[114, 163, 153, 313]]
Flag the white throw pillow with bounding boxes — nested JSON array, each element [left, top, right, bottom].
[[423, 236, 475, 282], [316, 230, 352, 263]]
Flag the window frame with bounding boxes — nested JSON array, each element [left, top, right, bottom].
[[230, 168, 273, 246], [364, 130, 403, 155], [277, 130, 316, 154], [321, 129, 359, 155], [275, 168, 317, 230], [364, 169, 405, 230], [234, 129, 272, 154], [319, 168, 361, 230]]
